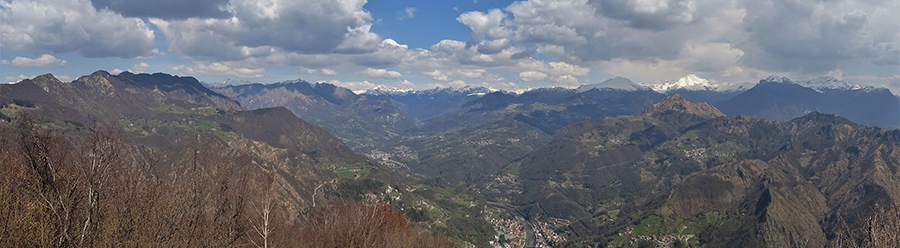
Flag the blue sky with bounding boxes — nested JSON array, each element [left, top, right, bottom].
[[1, 0, 898, 94]]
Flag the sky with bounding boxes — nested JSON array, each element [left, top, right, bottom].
[[1, 0, 898, 94]]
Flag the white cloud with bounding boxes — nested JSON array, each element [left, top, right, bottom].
[[298, 67, 317, 74], [398, 7, 416, 20], [550, 74, 579, 88], [423, 70, 451, 81], [149, 0, 381, 61], [519, 71, 548, 82], [359, 68, 403, 79], [1, 54, 67, 67], [5, 74, 32, 84], [320, 68, 338, 76], [172, 62, 265, 78], [482, 72, 505, 82], [386, 79, 417, 90], [482, 81, 521, 92], [110, 69, 124, 75], [55, 75, 71, 82], [457, 68, 486, 78], [457, 9, 510, 48], [0, 0, 155, 58], [513, 60, 590, 76], [128, 62, 150, 73], [325, 79, 375, 93], [448, 80, 467, 88]]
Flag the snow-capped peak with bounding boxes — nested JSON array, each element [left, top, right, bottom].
[[364, 85, 416, 95], [643, 74, 753, 93], [648, 74, 714, 92], [797, 76, 862, 92], [762, 75, 793, 84]]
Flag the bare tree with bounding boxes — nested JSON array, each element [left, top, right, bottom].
[[249, 173, 277, 248], [75, 123, 127, 246], [861, 205, 900, 248], [16, 116, 80, 247]]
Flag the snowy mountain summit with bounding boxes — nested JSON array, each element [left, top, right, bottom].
[[760, 75, 872, 93], [646, 74, 754, 93], [648, 74, 715, 92], [796, 76, 866, 92]]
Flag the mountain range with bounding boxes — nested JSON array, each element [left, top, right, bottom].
[[487, 93, 899, 247], [2, 70, 897, 247]]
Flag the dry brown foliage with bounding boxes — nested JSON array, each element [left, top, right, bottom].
[[299, 199, 455, 248], [0, 118, 454, 248]]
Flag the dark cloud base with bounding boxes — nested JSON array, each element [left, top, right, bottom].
[[90, 0, 231, 20]]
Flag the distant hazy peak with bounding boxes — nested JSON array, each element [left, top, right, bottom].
[[223, 78, 254, 85], [577, 76, 649, 92], [640, 92, 725, 119], [363, 85, 494, 96]]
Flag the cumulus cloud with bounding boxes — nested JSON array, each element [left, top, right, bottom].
[[1, 54, 67, 67], [477, 38, 511, 54], [321, 68, 338, 76], [739, 0, 900, 72], [359, 68, 403, 79], [5, 74, 32, 84], [90, 0, 231, 20], [482, 72, 505, 82], [512, 59, 590, 76], [383, 79, 416, 90], [128, 62, 150, 73], [172, 62, 265, 78], [482, 81, 521, 92], [457, 9, 510, 48], [519, 71, 548, 82], [423, 70, 451, 81], [299, 67, 317, 74], [1, 0, 155, 58], [149, 0, 381, 61], [550, 74, 579, 88], [592, 0, 700, 30], [448, 80, 468, 88], [324, 79, 375, 93], [443, 0, 896, 85]]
